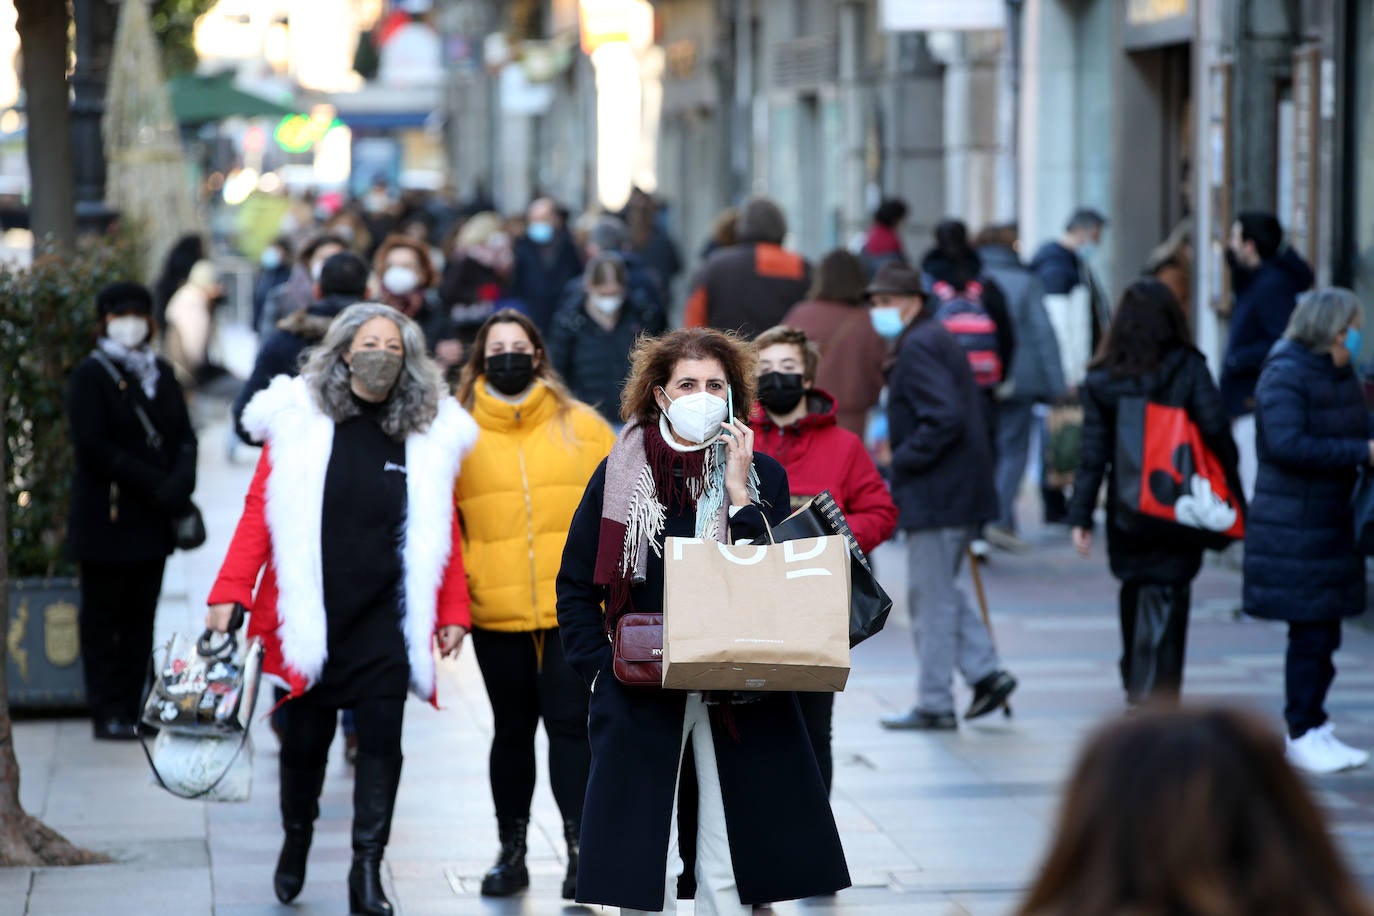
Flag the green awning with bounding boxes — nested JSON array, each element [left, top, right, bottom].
[[168, 74, 294, 126]]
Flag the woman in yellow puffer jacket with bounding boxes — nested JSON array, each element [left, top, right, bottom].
[[454, 309, 615, 901]]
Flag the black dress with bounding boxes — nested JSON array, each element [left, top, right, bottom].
[[313, 396, 409, 704]]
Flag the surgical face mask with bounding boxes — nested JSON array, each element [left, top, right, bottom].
[[589, 293, 621, 315], [527, 221, 555, 245], [756, 372, 806, 415], [260, 247, 282, 270], [106, 315, 150, 349], [870, 306, 906, 340], [1078, 242, 1098, 261], [659, 387, 729, 444], [1346, 327, 1363, 361], [349, 350, 404, 398], [311, 259, 326, 283], [485, 352, 536, 396], [383, 265, 420, 296]]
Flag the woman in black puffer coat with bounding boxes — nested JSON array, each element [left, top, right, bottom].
[[1069, 280, 1239, 707], [1244, 287, 1372, 774]]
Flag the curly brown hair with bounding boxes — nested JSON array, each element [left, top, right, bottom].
[[621, 328, 758, 426]]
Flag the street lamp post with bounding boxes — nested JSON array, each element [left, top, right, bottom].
[[71, 0, 119, 234]]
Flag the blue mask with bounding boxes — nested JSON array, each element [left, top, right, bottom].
[[1077, 242, 1098, 261], [527, 221, 555, 244], [260, 247, 282, 270], [870, 306, 906, 340], [1346, 327, 1362, 361]]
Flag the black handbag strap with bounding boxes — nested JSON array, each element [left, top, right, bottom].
[[91, 350, 163, 451]]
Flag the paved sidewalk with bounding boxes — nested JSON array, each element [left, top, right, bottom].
[[9, 415, 1374, 914]]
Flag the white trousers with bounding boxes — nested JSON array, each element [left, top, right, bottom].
[[622, 692, 750, 916], [1233, 414, 1258, 503]]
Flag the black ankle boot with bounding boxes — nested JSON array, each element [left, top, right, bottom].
[[561, 819, 580, 900], [347, 753, 403, 915], [480, 817, 530, 897], [274, 764, 327, 903]]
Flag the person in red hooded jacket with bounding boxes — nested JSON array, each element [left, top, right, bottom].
[[205, 304, 478, 915], [750, 325, 898, 792]]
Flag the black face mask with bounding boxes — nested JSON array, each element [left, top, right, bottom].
[[485, 352, 536, 396], [757, 372, 806, 414]]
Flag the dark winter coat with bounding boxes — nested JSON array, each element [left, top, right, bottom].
[[1067, 347, 1237, 584], [919, 248, 1015, 376], [1243, 339, 1370, 622], [683, 243, 812, 339], [556, 455, 851, 910], [547, 290, 666, 425], [509, 231, 584, 333], [437, 255, 505, 344], [887, 314, 999, 531], [1220, 248, 1315, 418], [978, 244, 1065, 402], [66, 352, 198, 563], [232, 294, 354, 445]]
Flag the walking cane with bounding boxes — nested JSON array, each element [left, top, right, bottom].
[[966, 547, 1012, 718]]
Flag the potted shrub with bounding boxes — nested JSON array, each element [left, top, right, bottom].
[[1, 236, 139, 709]]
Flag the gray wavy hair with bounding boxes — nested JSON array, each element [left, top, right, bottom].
[[300, 302, 443, 439], [1284, 287, 1362, 352]]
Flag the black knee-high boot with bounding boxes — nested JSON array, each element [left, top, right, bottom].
[[348, 754, 403, 915], [274, 764, 328, 903]]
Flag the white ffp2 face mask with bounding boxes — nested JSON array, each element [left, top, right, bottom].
[[383, 265, 420, 295], [660, 387, 729, 444], [106, 315, 150, 349], [590, 294, 621, 315]]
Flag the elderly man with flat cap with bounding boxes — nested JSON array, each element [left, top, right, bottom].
[[868, 262, 1018, 731], [66, 282, 199, 740]]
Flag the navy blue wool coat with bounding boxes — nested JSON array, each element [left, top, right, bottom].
[[1244, 339, 1371, 622], [556, 454, 851, 911]]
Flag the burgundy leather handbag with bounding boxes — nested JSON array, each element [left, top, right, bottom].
[[611, 612, 663, 687]]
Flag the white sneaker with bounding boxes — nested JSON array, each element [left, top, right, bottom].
[[1316, 722, 1370, 770], [1287, 729, 1353, 774]]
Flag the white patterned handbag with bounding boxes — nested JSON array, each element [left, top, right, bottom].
[[139, 620, 264, 802]]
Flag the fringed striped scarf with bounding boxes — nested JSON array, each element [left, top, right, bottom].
[[593, 417, 755, 620]]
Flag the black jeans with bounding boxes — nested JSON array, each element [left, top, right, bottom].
[[79, 558, 166, 723], [471, 626, 589, 823], [280, 694, 405, 770], [797, 691, 834, 794], [1118, 581, 1191, 704], [1285, 620, 1342, 740]]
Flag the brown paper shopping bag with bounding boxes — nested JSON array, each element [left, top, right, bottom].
[[661, 534, 851, 691]]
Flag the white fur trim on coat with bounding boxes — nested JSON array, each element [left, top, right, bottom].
[[241, 375, 479, 698]]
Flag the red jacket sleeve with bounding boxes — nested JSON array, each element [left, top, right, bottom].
[[207, 445, 274, 610], [435, 511, 472, 630], [838, 437, 898, 555]]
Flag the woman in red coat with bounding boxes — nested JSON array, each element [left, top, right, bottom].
[[205, 303, 478, 915], [750, 324, 898, 791]]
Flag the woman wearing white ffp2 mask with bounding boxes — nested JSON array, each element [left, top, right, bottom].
[[553, 327, 851, 912], [68, 281, 199, 743]]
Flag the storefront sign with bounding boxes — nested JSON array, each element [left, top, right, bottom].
[[878, 0, 1004, 32], [1123, 0, 1192, 49]]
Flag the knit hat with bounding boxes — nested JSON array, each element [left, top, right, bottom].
[[735, 196, 787, 245], [95, 281, 154, 318]]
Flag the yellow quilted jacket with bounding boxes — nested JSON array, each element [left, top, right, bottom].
[[455, 379, 615, 632]]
